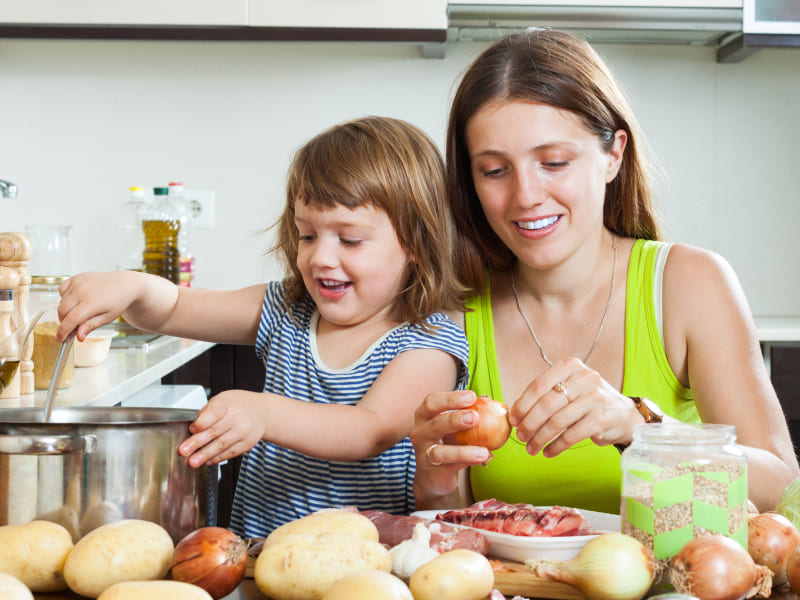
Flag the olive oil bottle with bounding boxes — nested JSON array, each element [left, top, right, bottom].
[[142, 187, 181, 284]]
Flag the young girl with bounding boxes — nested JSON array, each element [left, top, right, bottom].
[[57, 116, 470, 537]]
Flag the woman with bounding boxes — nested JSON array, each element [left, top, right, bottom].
[[411, 28, 798, 514]]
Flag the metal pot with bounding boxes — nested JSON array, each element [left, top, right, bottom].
[[0, 406, 217, 543]]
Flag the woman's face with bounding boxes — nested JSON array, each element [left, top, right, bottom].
[[465, 99, 626, 268]]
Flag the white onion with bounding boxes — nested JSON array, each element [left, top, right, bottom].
[[526, 533, 656, 600]]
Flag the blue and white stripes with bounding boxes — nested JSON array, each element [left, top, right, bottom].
[[229, 281, 469, 538]]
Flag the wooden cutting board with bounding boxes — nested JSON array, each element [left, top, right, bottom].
[[246, 555, 583, 599], [492, 559, 584, 599]]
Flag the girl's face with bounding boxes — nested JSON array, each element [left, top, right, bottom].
[[294, 200, 410, 328], [465, 99, 626, 269]]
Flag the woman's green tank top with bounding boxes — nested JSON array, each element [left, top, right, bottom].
[[465, 239, 699, 514]]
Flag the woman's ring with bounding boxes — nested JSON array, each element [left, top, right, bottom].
[[425, 444, 443, 466], [553, 382, 570, 402]]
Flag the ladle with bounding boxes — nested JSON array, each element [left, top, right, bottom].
[[42, 330, 75, 422]]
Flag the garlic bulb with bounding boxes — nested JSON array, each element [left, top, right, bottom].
[[390, 522, 440, 581]]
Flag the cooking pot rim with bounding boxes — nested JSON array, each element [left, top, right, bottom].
[[0, 406, 198, 425]]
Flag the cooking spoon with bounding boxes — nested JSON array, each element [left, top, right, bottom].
[[42, 331, 75, 423]]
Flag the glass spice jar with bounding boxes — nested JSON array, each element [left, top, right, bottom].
[[29, 275, 74, 390], [620, 423, 747, 567]]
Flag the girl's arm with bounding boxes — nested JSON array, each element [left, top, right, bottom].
[[179, 346, 463, 467], [663, 244, 800, 511], [57, 270, 265, 346]]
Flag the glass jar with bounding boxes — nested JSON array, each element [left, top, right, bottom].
[[29, 276, 74, 390], [620, 423, 747, 566]]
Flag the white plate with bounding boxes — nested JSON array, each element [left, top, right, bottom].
[[412, 507, 620, 563]]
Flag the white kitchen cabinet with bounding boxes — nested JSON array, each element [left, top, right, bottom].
[[450, 1, 740, 7], [0, 0, 247, 26], [249, 0, 447, 30]]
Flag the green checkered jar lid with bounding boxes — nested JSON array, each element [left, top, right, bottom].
[[620, 423, 748, 567]]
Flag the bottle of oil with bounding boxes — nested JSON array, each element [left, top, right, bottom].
[[142, 187, 180, 284]]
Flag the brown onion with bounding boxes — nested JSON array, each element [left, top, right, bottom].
[[747, 511, 800, 587], [670, 535, 772, 600], [453, 395, 511, 451], [785, 543, 800, 594], [169, 526, 248, 599]]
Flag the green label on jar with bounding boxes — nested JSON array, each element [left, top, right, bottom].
[[622, 462, 748, 561]]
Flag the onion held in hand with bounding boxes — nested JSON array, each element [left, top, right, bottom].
[[169, 527, 248, 599], [747, 511, 800, 587], [453, 395, 511, 451], [670, 535, 772, 600]]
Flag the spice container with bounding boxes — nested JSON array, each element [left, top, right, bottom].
[[30, 276, 74, 390], [620, 423, 747, 566]]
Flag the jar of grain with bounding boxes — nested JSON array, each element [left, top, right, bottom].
[[620, 423, 747, 567], [30, 275, 73, 389]]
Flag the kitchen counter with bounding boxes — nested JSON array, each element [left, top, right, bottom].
[[755, 316, 800, 376], [7, 335, 215, 410], [756, 316, 800, 343]]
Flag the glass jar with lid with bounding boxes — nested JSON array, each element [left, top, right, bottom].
[[29, 275, 73, 389], [620, 422, 747, 567]]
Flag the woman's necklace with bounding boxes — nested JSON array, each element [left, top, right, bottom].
[[510, 234, 617, 367]]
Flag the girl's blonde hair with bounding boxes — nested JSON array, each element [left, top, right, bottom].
[[447, 29, 664, 292], [273, 116, 465, 325]]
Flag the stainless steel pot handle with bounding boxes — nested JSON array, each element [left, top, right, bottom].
[[0, 434, 98, 455]]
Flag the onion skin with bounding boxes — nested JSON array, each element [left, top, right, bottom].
[[670, 535, 772, 600], [452, 396, 511, 451], [785, 543, 800, 594], [169, 527, 248, 599], [747, 512, 800, 587], [526, 533, 656, 600]]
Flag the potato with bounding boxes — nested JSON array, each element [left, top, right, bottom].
[[255, 532, 392, 600], [409, 549, 494, 600], [0, 520, 73, 592], [0, 572, 34, 600], [97, 580, 213, 600], [264, 509, 379, 546], [322, 569, 413, 600], [63, 518, 174, 598]]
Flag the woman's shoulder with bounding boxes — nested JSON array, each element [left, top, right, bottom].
[[663, 242, 738, 286], [661, 242, 748, 325]]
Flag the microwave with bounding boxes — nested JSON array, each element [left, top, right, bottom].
[[744, 0, 800, 34]]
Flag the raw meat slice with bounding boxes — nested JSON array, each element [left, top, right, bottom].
[[435, 499, 594, 537]]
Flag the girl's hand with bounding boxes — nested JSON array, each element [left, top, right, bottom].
[[509, 357, 641, 457], [56, 270, 174, 342], [409, 390, 492, 508], [177, 390, 267, 467]]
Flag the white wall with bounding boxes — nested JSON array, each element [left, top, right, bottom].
[[1, 37, 798, 318]]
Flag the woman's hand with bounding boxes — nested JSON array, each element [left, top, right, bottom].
[[409, 390, 492, 509], [509, 357, 641, 457], [177, 390, 267, 468]]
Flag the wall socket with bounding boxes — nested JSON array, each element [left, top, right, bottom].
[[186, 189, 216, 229]]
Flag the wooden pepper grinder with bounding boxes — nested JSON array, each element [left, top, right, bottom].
[[0, 232, 34, 398]]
